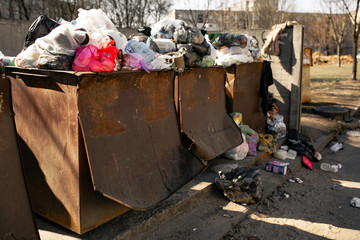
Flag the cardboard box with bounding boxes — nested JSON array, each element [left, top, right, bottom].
[[265, 160, 289, 175]]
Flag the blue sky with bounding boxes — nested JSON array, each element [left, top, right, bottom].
[[171, 0, 324, 13]]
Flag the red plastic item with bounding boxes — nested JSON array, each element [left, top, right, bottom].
[[302, 156, 313, 170], [72, 40, 118, 72]]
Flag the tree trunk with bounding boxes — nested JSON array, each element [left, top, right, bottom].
[[337, 44, 341, 67], [352, 38, 358, 80]]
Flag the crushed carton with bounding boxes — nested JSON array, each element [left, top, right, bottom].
[[265, 160, 289, 175]]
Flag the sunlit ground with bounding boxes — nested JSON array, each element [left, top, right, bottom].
[[249, 214, 360, 240]]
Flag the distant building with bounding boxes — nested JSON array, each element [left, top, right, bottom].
[[167, 0, 280, 32], [167, 0, 354, 55]]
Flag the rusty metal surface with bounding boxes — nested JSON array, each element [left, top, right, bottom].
[[8, 68, 129, 234], [229, 63, 266, 133], [0, 77, 39, 240], [178, 67, 243, 160], [78, 70, 205, 210]]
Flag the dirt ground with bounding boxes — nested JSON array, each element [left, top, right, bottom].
[[221, 64, 360, 240]]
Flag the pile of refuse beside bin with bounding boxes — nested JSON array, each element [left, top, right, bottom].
[[1, 8, 309, 236], [0, 8, 261, 71]]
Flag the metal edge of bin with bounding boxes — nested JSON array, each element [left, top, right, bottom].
[[177, 66, 244, 161], [233, 62, 266, 133], [0, 75, 40, 240], [6, 66, 130, 234]]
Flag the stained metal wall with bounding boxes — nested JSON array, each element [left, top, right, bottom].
[[0, 76, 39, 240]]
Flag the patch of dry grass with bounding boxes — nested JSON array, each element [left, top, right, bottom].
[[310, 63, 360, 83]]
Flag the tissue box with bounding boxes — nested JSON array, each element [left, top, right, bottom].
[[265, 160, 289, 175]]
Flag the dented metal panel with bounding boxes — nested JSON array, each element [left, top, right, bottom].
[[178, 67, 243, 160], [78, 71, 204, 210], [0, 76, 39, 240], [7, 68, 129, 235], [230, 62, 266, 133]]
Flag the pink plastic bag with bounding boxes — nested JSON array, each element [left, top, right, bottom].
[[72, 40, 118, 72]]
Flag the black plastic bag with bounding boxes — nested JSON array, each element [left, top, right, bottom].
[[215, 167, 263, 204], [287, 129, 318, 161], [212, 33, 248, 49], [173, 25, 205, 45], [23, 15, 60, 50], [36, 53, 73, 70]]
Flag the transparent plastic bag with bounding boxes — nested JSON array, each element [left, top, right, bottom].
[[151, 18, 186, 39], [224, 134, 249, 160], [215, 54, 253, 66], [124, 40, 156, 65], [75, 8, 127, 51], [16, 25, 88, 68], [148, 56, 172, 71], [122, 53, 150, 73]]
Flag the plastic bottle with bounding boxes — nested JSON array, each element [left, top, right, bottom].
[[320, 163, 331, 171], [0, 56, 16, 66], [330, 142, 343, 152]]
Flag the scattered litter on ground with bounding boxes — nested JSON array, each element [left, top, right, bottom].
[[330, 142, 343, 152], [295, 177, 303, 184], [350, 197, 360, 208], [346, 130, 360, 137], [283, 193, 290, 198], [320, 163, 342, 173]]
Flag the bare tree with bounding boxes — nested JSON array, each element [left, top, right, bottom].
[[322, 0, 351, 67], [341, 0, 360, 80], [278, 0, 297, 23], [0, 0, 172, 29], [150, 0, 173, 23], [305, 14, 334, 63]]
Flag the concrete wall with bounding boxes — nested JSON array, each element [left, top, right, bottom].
[[0, 19, 32, 57], [0, 19, 137, 57], [246, 25, 304, 131]]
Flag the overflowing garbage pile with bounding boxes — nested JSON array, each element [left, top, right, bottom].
[[0, 9, 262, 72]]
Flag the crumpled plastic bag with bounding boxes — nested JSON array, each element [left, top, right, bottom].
[[173, 25, 204, 45], [75, 8, 127, 51], [148, 56, 172, 71], [72, 40, 118, 72], [258, 134, 276, 154], [16, 25, 88, 69], [37, 53, 73, 70], [122, 53, 150, 73], [212, 33, 248, 49], [130, 33, 160, 53], [151, 18, 186, 39], [177, 41, 211, 67], [124, 40, 156, 65], [215, 54, 253, 66], [23, 15, 60, 50], [224, 133, 249, 160]]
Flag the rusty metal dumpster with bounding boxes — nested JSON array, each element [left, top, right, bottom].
[[6, 67, 206, 234], [225, 62, 266, 133], [0, 76, 39, 240], [177, 67, 244, 160]]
